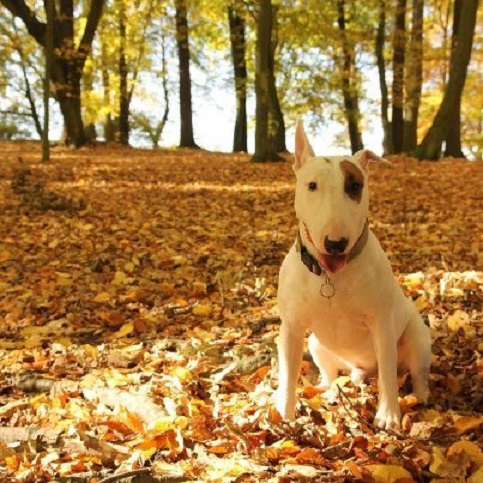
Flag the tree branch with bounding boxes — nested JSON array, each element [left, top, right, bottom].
[[77, 0, 105, 69], [0, 0, 46, 46]]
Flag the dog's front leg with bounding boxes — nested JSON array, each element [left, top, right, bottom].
[[372, 321, 401, 429], [275, 321, 305, 420]]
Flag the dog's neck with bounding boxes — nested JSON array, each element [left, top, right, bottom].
[[295, 219, 370, 277]]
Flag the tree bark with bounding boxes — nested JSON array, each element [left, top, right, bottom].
[[337, 0, 363, 154], [392, 0, 407, 153], [42, 0, 54, 161], [175, 0, 198, 148], [414, 0, 478, 160], [0, 0, 105, 148], [252, 0, 280, 162], [228, 1, 248, 152], [118, 0, 129, 145], [444, 0, 464, 157], [375, 0, 393, 154], [403, 0, 424, 152], [268, 4, 286, 153]]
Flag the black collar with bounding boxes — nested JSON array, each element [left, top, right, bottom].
[[295, 220, 369, 276]]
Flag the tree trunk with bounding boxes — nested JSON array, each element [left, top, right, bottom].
[[118, 0, 129, 145], [57, 80, 85, 147], [228, 1, 247, 152], [375, 0, 393, 154], [42, 0, 54, 161], [337, 0, 363, 154], [175, 0, 198, 148], [0, 0, 105, 148], [403, 0, 424, 152], [414, 0, 478, 160], [100, 40, 115, 142], [444, 0, 464, 157], [268, 4, 286, 153], [391, 0, 406, 153], [252, 0, 280, 162]]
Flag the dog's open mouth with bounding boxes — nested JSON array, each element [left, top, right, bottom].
[[320, 254, 348, 274]]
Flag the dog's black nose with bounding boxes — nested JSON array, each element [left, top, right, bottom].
[[324, 236, 348, 255]]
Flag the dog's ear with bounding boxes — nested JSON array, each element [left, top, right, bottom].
[[293, 118, 315, 171], [354, 149, 393, 171]]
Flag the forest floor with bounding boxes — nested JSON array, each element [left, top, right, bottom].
[[0, 142, 481, 482]]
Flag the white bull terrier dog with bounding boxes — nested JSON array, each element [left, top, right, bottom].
[[275, 119, 431, 429]]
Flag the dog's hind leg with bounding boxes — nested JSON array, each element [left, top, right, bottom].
[[399, 311, 431, 402], [308, 333, 341, 389]]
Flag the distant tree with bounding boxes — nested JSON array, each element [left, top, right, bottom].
[[175, 0, 199, 148], [42, 0, 54, 161], [403, 0, 424, 152], [118, 0, 129, 145], [414, 0, 478, 160], [336, 0, 363, 154], [0, 0, 105, 147], [444, 0, 463, 157], [252, 0, 280, 162], [268, 3, 286, 153], [392, 0, 406, 153], [375, 0, 393, 154], [228, 0, 247, 152]]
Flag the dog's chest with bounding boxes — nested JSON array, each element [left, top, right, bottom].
[[306, 289, 372, 352]]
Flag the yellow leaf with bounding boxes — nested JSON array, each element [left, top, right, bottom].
[[330, 375, 351, 391], [447, 440, 483, 466], [469, 467, 483, 483], [365, 464, 413, 482], [124, 261, 135, 273], [172, 366, 192, 381], [112, 322, 134, 339], [454, 415, 483, 434], [113, 271, 128, 286], [93, 292, 111, 303], [56, 337, 72, 347], [447, 310, 470, 331], [192, 303, 212, 316]]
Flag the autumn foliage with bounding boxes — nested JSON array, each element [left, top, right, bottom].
[[0, 143, 481, 482]]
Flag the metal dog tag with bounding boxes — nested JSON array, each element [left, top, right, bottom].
[[320, 275, 335, 299]]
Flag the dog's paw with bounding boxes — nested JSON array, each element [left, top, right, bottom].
[[411, 388, 430, 404], [374, 405, 401, 430], [274, 392, 296, 420], [350, 367, 367, 384]]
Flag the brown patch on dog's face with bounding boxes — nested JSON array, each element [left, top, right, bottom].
[[340, 160, 364, 203]]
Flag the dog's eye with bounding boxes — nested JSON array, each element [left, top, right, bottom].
[[308, 181, 317, 191], [351, 181, 363, 192]]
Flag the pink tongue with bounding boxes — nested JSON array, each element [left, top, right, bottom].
[[321, 254, 348, 274]]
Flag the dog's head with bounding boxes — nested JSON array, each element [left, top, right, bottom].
[[293, 119, 388, 275]]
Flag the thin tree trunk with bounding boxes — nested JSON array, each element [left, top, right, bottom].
[[175, 0, 198, 148], [118, 0, 129, 145], [228, 1, 247, 152], [101, 40, 114, 142], [42, 0, 54, 161], [444, 0, 464, 157], [252, 0, 279, 162], [403, 0, 424, 152], [375, 0, 393, 154], [337, 0, 363, 154], [1, 0, 105, 148], [392, 0, 407, 153], [414, 0, 478, 160], [268, 4, 286, 153]]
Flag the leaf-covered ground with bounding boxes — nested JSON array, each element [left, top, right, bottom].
[[0, 142, 481, 482]]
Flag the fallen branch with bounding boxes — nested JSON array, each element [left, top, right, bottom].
[[15, 375, 166, 425], [98, 468, 151, 483]]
